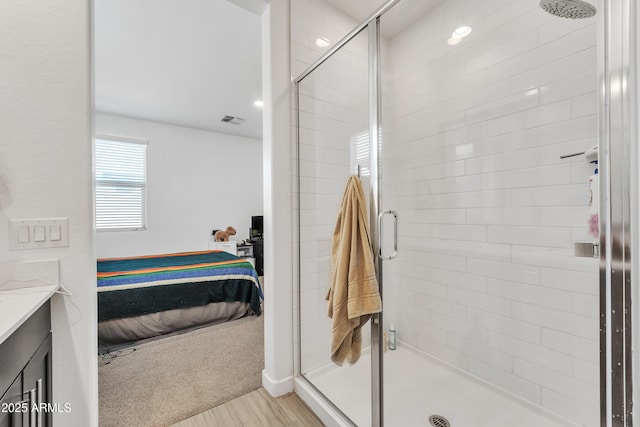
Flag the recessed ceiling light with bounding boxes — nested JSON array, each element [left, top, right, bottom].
[[452, 26, 472, 38], [447, 37, 462, 46], [315, 37, 331, 48], [254, 100, 264, 108]]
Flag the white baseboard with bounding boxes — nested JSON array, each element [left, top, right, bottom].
[[262, 370, 294, 397]]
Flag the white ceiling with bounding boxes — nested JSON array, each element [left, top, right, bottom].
[[322, 0, 442, 39], [94, 0, 264, 139], [94, 0, 441, 141]]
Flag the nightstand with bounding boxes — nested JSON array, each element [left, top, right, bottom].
[[208, 240, 237, 255], [237, 243, 256, 268]]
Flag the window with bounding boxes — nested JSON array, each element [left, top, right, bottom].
[[350, 129, 381, 177], [95, 136, 147, 231], [350, 130, 370, 177]]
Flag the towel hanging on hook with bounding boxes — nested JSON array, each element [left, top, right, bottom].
[[326, 175, 381, 366]]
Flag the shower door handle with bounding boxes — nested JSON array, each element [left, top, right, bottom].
[[378, 210, 398, 260]]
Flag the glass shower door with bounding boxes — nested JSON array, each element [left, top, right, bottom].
[[378, 1, 601, 426], [297, 28, 374, 426]]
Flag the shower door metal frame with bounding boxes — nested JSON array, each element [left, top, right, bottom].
[[368, 16, 385, 427], [600, 0, 637, 425]]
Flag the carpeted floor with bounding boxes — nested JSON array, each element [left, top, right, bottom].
[[98, 314, 264, 427]]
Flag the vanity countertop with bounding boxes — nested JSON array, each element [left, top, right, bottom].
[[0, 284, 58, 346]]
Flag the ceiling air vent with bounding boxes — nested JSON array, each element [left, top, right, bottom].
[[220, 115, 245, 125]]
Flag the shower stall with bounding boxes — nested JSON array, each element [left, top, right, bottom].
[[293, 0, 636, 426]]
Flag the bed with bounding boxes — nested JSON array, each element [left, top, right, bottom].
[[97, 250, 263, 346]]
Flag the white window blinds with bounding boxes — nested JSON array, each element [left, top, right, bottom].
[[350, 130, 370, 177], [95, 137, 147, 231], [350, 129, 382, 177]]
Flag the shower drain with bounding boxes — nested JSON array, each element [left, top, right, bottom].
[[429, 415, 451, 427]]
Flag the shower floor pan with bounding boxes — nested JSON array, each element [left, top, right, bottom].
[[306, 346, 584, 427]]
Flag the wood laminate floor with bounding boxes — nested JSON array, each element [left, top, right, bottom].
[[172, 387, 324, 427]]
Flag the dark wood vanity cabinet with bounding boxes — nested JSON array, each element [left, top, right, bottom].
[[0, 377, 24, 427], [0, 301, 52, 427]]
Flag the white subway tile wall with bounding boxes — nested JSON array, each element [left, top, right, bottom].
[[294, 0, 599, 426]]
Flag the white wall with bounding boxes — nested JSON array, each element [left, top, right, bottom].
[[0, 1, 97, 425], [95, 113, 263, 258], [261, 0, 295, 396], [383, 1, 599, 425]]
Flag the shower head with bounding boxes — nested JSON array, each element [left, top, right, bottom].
[[539, 0, 596, 19]]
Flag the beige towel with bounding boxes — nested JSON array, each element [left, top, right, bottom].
[[326, 175, 382, 366]]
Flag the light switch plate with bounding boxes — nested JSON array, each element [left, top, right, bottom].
[[9, 218, 69, 251]]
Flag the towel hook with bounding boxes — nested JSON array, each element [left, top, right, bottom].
[[357, 164, 361, 178]]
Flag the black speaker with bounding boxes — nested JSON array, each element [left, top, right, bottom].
[[252, 239, 263, 276]]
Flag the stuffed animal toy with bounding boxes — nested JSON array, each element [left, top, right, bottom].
[[212, 226, 236, 242]]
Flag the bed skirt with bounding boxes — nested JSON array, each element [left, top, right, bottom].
[[98, 300, 251, 347]]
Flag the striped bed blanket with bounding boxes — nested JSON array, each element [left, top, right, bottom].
[[97, 250, 263, 322]]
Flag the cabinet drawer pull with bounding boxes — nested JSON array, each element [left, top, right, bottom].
[[36, 379, 43, 426], [29, 388, 37, 427]]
